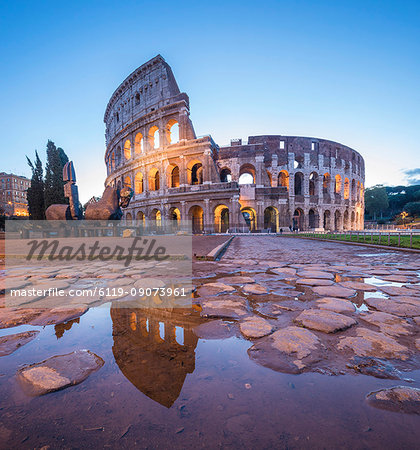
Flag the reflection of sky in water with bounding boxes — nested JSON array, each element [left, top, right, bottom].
[[364, 291, 389, 300], [352, 302, 369, 312], [364, 277, 404, 287], [356, 253, 396, 257]]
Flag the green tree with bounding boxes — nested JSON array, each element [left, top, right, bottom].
[[404, 202, 420, 217], [44, 140, 69, 208], [26, 151, 45, 220], [365, 185, 389, 220]]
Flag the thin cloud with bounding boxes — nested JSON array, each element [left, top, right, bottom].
[[403, 168, 420, 185]]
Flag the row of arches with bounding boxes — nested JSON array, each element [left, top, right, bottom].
[[107, 121, 180, 172], [124, 204, 363, 234], [120, 160, 204, 194]]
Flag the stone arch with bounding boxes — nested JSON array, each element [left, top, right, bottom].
[[293, 208, 304, 231], [294, 172, 304, 195], [309, 172, 318, 196], [168, 164, 180, 188], [266, 170, 273, 187], [115, 147, 122, 167], [239, 164, 256, 185], [126, 212, 133, 224], [149, 125, 160, 150], [123, 175, 131, 189], [323, 173, 330, 194], [136, 210, 145, 226], [343, 209, 349, 230], [241, 207, 257, 231], [334, 210, 342, 230], [351, 179, 356, 200], [134, 133, 143, 155], [335, 175, 342, 194], [220, 167, 232, 182], [169, 207, 181, 230], [167, 119, 179, 144], [134, 172, 144, 194], [278, 170, 289, 190], [323, 210, 331, 230], [188, 205, 204, 234], [344, 178, 350, 199], [187, 160, 203, 185], [308, 208, 318, 229], [351, 210, 355, 229], [148, 168, 160, 191], [110, 152, 115, 171], [264, 206, 278, 232], [124, 139, 131, 161], [151, 208, 162, 226], [214, 204, 229, 233]]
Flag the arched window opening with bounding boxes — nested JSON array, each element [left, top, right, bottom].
[[170, 165, 180, 188], [151, 209, 162, 227], [149, 126, 160, 150], [191, 163, 203, 185], [278, 170, 289, 190], [115, 147, 122, 167], [111, 152, 115, 171], [124, 140, 131, 160], [334, 210, 342, 230], [241, 207, 257, 231], [335, 175, 342, 194], [214, 205, 229, 233], [168, 120, 179, 144], [344, 178, 350, 199], [135, 93, 140, 104], [148, 168, 160, 191], [293, 209, 304, 231], [308, 209, 318, 228], [123, 176, 131, 189], [126, 212, 132, 224], [220, 168, 232, 182], [189, 205, 204, 234], [267, 171, 273, 186], [294, 172, 303, 195], [239, 164, 256, 185], [264, 207, 278, 232], [323, 173, 330, 194], [323, 210, 331, 230], [351, 179, 356, 200], [134, 133, 143, 154], [136, 211, 145, 226], [134, 172, 143, 194], [343, 210, 349, 230], [309, 172, 318, 196]]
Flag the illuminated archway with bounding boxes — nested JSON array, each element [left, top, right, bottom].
[[168, 165, 180, 188], [187, 160, 203, 185], [214, 204, 229, 233], [134, 172, 143, 194], [335, 175, 342, 195], [323, 173, 330, 194], [149, 126, 160, 149], [188, 205, 204, 234], [264, 206, 278, 232], [278, 170, 289, 190], [148, 168, 160, 191], [134, 133, 143, 154], [344, 178, 350, 199], [123, 175, 131, 189], [167, 119, 179, 144], [124, 139, 131, 161], [241, 207, 257, 231], [220, 168, 232, 182]]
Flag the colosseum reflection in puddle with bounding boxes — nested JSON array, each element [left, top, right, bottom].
[[111, 305, 203, 407], [104, 55, 365, 233]]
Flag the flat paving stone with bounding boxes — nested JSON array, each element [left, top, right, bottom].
[[197, 282, 236, 297], [315, 297, 356, 313], [360, 311, 413, 336], [17, 350, 104, 396], [338, 328, 410, 360], [199, 295, 248, 319], [242, 284, 268, 295], [339, 281, 377, 292], [294, 309, 357, 333], [297, 271, 334, 280], [380, 286, 420, 297], [312, 285, 357, 298], [365, 297, 420, 318], [239, 316, 274, 339], [216, 276, 255, 285], [296, 278, 334, 286], [366, 386, 420, 414], [0, 331, 39, 356]]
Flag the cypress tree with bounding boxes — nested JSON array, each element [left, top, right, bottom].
[[44, 140, 69, 208], [26, 151, 45, 220]]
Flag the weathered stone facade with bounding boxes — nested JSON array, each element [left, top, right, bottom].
[[104, 55, 365, 233]]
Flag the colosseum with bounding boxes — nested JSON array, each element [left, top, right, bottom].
[[104, 55, 365, 233]]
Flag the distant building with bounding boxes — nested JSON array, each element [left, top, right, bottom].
[[0, 172, 31, 217]]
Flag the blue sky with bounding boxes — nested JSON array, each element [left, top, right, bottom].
[[0, 0, 419, 202]]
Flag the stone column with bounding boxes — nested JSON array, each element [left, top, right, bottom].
[[255, 155, 264, 187], [204, 199, 211, 233]]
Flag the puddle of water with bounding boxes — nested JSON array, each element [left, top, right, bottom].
[[357, 253, 396, 257], [0, 304, 420, 448], [365, 277, 405, 287]]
